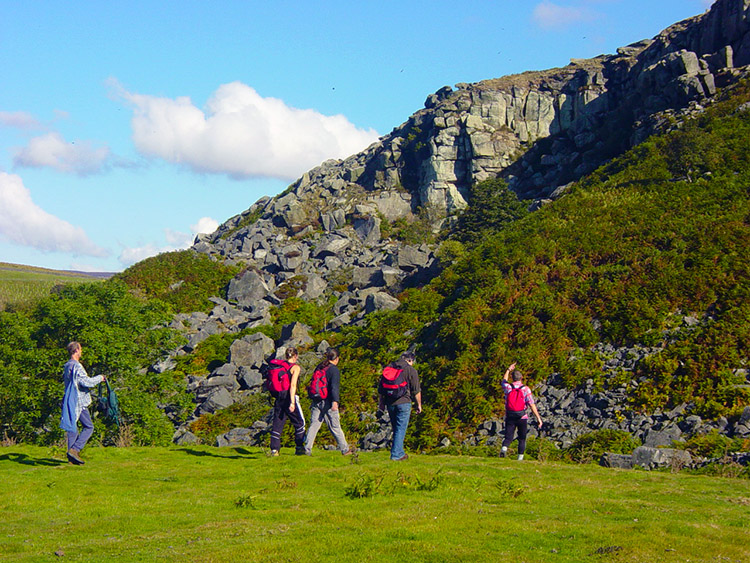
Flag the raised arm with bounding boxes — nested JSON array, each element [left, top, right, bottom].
[[503, 362, 517, 383]]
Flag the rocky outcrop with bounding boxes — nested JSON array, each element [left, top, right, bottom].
[[189, 0, 750, 321], [196, 0, 750, 243], [178, 3, 750, 346], [166, 0, 750, 445]]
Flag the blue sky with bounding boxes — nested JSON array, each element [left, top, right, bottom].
[[0, 0, 713, 272]]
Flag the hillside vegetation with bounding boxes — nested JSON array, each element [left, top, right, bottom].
[[335, 84, 750, 437], [113, 250, 241, 313], [0, 86, 749, 452]]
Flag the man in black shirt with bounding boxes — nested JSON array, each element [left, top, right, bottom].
[[378, 351, 422, 461]]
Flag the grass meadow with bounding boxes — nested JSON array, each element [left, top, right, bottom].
[[1, 445, 748, 562], [0, 263, 105, 311]]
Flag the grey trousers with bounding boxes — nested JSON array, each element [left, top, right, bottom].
[[67, 407, 94, 451], [304, 400, 349, 454]]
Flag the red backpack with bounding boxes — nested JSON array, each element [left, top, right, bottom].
[[307, 365, 329, 400], [264, 359, 291, 398], [380, 363, 408, 401], [506, 384, 526, 415]]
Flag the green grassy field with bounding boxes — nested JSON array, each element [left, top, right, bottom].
[[1, 445, 747, 562], [0, 262, 107, 310]]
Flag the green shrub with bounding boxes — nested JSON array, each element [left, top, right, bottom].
[[494, 479, 526, 498], [564, 429, 641, 464], [524, 436, 562, 462], [271, 296, 336, 337], [689, 462, 750, 479], [677, 430, 746, 458], [452, 178, 528, 243], [115, 250, 240, 313], [387, 205, 440, 245], [344, 474, 383, 499], [234, 493, 259, 509], [171, 332, 244, 377], [189, 394, 271, 445]]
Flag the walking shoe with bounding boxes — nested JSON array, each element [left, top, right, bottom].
[[295, 446, 306, 456], [342, 447, 355, 456], [269, 449, 279, 457], [517, 454, 525, 461], [67, 449, 85, 465], [499, 449, 507, 458], [392, 454, 409, 461]]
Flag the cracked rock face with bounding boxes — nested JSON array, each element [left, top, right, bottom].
[[170, 0, 750, 439], [203, 0, 749, 246]]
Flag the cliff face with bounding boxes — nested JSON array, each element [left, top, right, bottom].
[[203, 1, 748, 246], [171, 0, 750, 443], [185, 0, 750, 343]]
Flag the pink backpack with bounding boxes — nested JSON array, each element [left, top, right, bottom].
[[307, 366, 329, 400], [264, 359, 291, 398], [506, 384, 526, 414], [380, 364, 408, 401]]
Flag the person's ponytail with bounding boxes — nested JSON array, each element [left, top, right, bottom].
[[317, 347, 339, 371]]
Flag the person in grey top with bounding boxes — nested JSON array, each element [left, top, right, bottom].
[[304, 348, 354, 456], [59, 341, 105, 465]]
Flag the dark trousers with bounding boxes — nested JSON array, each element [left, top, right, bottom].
[[270, 395, 306, 451], [502, 414, 529, 455]]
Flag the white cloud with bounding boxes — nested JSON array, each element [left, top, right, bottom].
[[164, 228, 191, 247], [112, 80, 379, 180], [0, 111, 44, 131], [0, 172, 109, 257], [118, 216, 220, 267], [532, 1, 595, 30], [191, 216, 219, 235], [13, 132, 111, 176]]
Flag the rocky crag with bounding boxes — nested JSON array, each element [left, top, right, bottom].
[[164, 0, 750, 455]]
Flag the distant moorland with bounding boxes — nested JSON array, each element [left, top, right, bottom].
[[0, 262, 111, 311]]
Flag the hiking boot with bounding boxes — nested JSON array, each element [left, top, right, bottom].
[[295, 446, 306, 456], [342, 447, 355, 456], [269, 449, 279, 457], [499, 448, 507, 458], [67, 449, 85, 465], [393, 454, 409, 461]]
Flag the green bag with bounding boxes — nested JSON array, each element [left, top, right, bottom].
[[96, 380, 121, 426]]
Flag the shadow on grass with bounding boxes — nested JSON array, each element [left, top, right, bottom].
[[0, 453, 67, 467], [175, 447, 261, 460]]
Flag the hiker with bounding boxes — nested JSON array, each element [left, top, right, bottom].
[[303, 348, 354, 456], [378, 351, 422, 461], [59, 341, 105, 465], [500, 362, 543, 460], [268, 347, 306, 456]]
